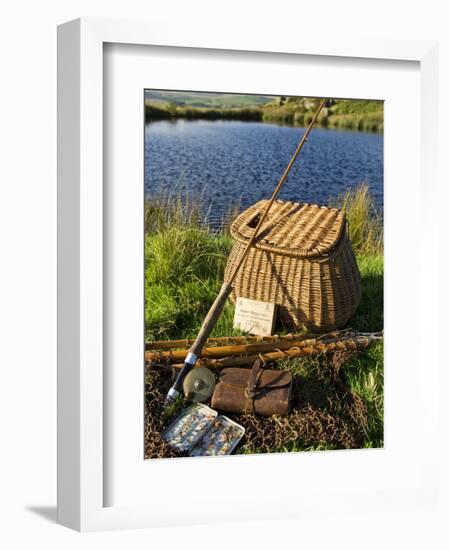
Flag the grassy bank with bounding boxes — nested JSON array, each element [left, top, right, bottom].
[[145, 96, 384, 132], [145, 185, 383, 452], [262, 97, 383, 132], [145, 101, 261, 122]]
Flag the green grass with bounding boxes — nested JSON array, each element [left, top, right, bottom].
[[145, 184, 384, 450], [145, 227, 234, 338], [270, 338, 384, 452], [145, 190, 237, 340]]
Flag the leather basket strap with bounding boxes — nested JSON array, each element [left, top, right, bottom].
[[244, 358, 263, 413]]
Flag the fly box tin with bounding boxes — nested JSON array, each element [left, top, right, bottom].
[[224, 199, 361, 331], [189, 416, 245, 457], [162, 403, 217, 452], [162, 403, 244, 456]]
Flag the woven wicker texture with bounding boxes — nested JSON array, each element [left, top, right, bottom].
[[231, 200, 346, 258], [224, 200, 361, 331]]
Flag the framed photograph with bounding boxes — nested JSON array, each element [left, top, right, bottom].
[[57, 18, 440, 531]]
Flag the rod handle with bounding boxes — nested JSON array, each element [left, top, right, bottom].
[[167, 282, 233, 399], [189, 282, 233, 358]]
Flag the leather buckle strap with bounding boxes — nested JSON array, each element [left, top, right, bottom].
[[244, 358, 263, 413]]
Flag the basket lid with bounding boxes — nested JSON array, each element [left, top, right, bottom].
[[230, 199, 346, 258]]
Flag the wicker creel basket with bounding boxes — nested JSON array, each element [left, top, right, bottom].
[[224, 199, 361, 331]]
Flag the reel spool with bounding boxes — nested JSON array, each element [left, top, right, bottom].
[[183, 367, 216, 403]]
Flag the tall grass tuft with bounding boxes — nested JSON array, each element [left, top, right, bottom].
[[145, 194, 234, 340], [145, 189, 202, 235], [334, 183, 383, 256]]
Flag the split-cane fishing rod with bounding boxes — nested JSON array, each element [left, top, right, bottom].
[[163, 98, 327, 407]]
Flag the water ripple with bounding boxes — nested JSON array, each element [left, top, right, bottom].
[[145, 119, 383, 228]]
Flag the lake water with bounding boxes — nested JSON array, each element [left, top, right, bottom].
[[144, 119, 383, 228]]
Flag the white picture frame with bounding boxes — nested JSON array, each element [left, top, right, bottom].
[[57, 17, 440, 531]]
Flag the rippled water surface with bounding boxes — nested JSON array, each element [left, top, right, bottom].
[[145, 119, 383, 227]]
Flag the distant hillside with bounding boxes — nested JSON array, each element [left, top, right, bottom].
[[144, 90, 274, 108], [145, 94, 384, 132]]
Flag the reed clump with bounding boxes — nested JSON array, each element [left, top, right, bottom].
[[327, 112, 383, 132], [145, 189, 202, 235], [332, 183, 383, 256], [145, 100, 261, 122]]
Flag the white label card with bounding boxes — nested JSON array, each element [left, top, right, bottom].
[[233, 297, 276, 336]]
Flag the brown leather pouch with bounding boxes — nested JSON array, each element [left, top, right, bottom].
[[211, 359, 292, 416]]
